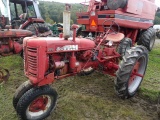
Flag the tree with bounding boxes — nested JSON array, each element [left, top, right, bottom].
[[154, 16, 160, 25]]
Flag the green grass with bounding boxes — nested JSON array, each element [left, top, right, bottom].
[[0, 44, 160, 120], [140, 44, 160, 101]]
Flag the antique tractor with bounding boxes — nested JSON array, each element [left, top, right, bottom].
[[0, 0, 52, 36], [0, 0, 52, 82], [77, 0, 157, 51], [0, 16, 33, 83], [13, 20, 149, 119]]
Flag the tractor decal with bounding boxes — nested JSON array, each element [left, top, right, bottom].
[[56, 45, 78, 51]]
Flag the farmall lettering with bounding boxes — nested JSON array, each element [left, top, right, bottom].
[[56, 45, 78, 51]]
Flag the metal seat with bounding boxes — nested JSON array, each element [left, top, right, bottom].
[[106, 33, 124, 42]]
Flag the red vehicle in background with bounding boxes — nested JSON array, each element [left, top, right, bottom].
[[77, 0, 157, 51]]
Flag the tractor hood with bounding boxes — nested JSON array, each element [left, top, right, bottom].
[[24, 37, 96, 53]]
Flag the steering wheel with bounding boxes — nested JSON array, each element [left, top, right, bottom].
[[102, 19, 120, 34]]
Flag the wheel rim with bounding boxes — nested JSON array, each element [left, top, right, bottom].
[[128, 55, 146, 94], [26, 95, 52, 119]]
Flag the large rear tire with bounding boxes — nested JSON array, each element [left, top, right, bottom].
[[118, 38, 132, 57], [115, 46, 148, 99], [107, 0, 128, 10], [25, 23, 53, 37], [137, 27, 156, 51], [16, 85, 58, 120], [13, 81, 33, 109]]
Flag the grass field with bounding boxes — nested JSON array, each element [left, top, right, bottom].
[[0, 43, 159, 120]]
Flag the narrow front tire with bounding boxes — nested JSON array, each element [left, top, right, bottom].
[[16, 85, 58, 120]]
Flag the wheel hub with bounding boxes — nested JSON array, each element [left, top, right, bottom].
[[29, 96, 48, 112], [129, 62, 141, 86]]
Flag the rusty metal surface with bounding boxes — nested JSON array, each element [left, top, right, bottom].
[[0, 29, 33, 38], [0, 67, 10, 84]]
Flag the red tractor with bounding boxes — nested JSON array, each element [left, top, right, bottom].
[[77, 0, 157, 51], [13, 23, 148, 119], [12, 1, 157, 119], [0, 0, 52, 36]]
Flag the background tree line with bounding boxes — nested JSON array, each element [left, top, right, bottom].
[[39, 1, 86, 25], [155, 12, 160, 24], [39, 1, 160, 25]]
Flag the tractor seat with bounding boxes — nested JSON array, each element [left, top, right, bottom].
[[106, 33, 124, 42]]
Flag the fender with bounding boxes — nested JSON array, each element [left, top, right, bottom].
[[20, 18, 45, 29]]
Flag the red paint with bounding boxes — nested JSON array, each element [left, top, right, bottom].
[[29, 96, 48, 112], [0, 29, 33, 56], [71, 24, 79, 42], [69, 52, 77, 70], [24, 33, 121, 86], [13, 41, 23, 54], [129, 62, 142, 86]]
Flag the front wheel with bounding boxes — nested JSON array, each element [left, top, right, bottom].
[[13, 80, 33, 109], [16, 85, 58, 120], [115, 46, 148, 99]]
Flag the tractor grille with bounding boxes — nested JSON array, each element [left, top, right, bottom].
[[27, 47, 38, 77]]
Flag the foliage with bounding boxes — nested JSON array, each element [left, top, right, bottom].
[[39, 1, 87, 24], [38, 1, 160, 25], [154, 16, 160, 25]]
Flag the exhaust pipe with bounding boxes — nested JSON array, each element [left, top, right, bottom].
[[63, 4, 71, 40]]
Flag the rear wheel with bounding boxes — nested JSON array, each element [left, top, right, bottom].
[[137, 27, 156, 51], [118, 38, 132, 57], [115, 46, 148, 99], [107, 0, 128, 10], [25, 23, 53, 37], [16, 85, 58, 120]]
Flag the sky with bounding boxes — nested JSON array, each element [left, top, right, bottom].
[[41, 0, 160, 7]]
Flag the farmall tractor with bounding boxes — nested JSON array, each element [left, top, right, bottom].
[[77, 0, 157, 51], [0, 0, 52, 36], [12, 1, 156, 119]]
